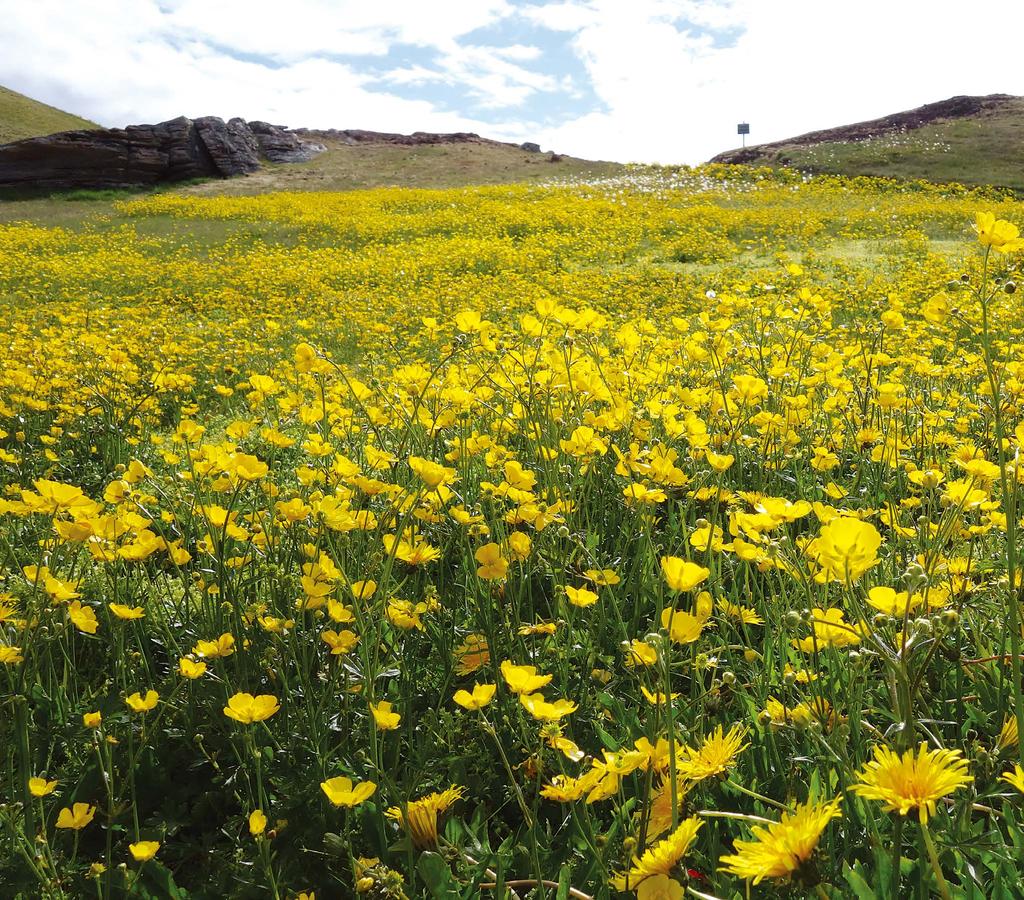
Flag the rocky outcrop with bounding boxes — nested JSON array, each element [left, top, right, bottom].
[[0, 116, 325, 190], [247, 120, 325, 162], [711, 94, 1020, 164], [294, 127, 497, 147]]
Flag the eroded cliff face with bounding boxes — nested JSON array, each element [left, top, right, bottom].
[[0, 116, 325, 189]]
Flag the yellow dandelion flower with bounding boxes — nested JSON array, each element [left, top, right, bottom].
[[612, 816, 703, 891], [851, 742, 972, 823], [718, 798, 842, 884], [386, 786, 465, 849], [678, 724, 749, 782], [1000, 764, 1024, 794], [997, 714, 1019, 752]]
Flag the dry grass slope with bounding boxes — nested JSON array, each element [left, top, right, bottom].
[[180, 137, 625, 195], [0, 85, 98, 145]]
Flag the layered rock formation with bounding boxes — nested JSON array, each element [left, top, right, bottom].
[[294, 128, 494, 147], [294, 128, 544, 155], [0, 116, 325, 190]]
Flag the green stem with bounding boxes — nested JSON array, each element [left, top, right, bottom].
[[919, 820, 951, 900]]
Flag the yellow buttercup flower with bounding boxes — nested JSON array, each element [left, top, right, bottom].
[[794, 607, 861, 652], [585, 568, 620, 586], [565, 585, 598, 608], [500, 660, 552, 695], [109, 603, 145, 620], [975, 212, 1024, 253], [56, 802, 96, 830], [223, 693, 280, 724], [322, 629, 359, 655], [370, 701, 401, 730], [249, 809, 267, 836], [28, 776, 58, 797], [68, 600, 99, 635], [125, 690, 159, 713], [851, 742, 972, 823], [519, 693, 577, 722], [128, 841, 160, 862], [866, 587, 920, 617], [178, 657, 207, 679], [408, 455, 456, 489], [660, 556, 710, 592], [453, 683, 496, 710], [624, 639, 659, 667], [807, 518, 882, 583], [660, 607, 706, 644], [474, 542, 508, 580], [193, 633, 235, 659], [320, 776, 377, 808]]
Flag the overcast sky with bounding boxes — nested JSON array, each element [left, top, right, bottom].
[[2, 0, 1023, 163]]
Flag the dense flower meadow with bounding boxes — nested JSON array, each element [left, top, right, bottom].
[[2, 165, 1024, 898]]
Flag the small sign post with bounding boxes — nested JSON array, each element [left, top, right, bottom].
[[737, 122, 750, 148]]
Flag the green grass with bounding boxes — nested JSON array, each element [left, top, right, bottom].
[[727, 97, 1024, 192], [0, 84, 98, 145]]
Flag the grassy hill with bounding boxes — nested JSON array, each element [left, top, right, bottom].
[[180, 135, 624, 196], [712, 94, 1024, 192], [0, 85, 98, 145]]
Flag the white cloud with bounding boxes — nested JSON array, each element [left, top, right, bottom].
[[1, 0, 1023, 163], [161, 0, 515, 61], [0, 0, 522, 133], [534, 0, 1024, 162]]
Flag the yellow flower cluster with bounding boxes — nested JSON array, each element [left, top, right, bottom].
[[1, 168, 1022, 896]]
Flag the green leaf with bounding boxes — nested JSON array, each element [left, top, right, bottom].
[[417, 851, 458, 899], [557, 865, 572, 900], [139, 861, 190, 899], [844, 863, 877, 900]]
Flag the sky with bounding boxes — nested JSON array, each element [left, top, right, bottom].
[[2, 0, 1023, 164]]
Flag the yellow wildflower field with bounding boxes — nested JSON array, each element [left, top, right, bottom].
[[2, 165, 1024, 897]]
